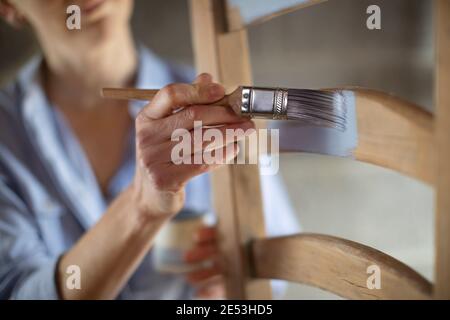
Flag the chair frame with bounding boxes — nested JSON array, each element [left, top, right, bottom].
[[188, 0, 450, 299]]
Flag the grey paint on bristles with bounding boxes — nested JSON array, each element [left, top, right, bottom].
[[286, 89, 350, 132]]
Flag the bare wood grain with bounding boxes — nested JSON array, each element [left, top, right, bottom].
[[434, 0, 450, 299], [189, 0, 224, 80], [353, 88, 435, 185], [102, 88, 159, 101], [189, 0, 271, 299], [252, 233, 432, 300], [216, 22, 272, 302]]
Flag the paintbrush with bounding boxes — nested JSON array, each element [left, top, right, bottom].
[[102, 86, 350, 131]]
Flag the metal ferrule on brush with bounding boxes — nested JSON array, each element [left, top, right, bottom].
[[240, 86, 288, 120]]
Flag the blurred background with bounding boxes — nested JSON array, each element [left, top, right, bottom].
[[0, 0, 434, 299]]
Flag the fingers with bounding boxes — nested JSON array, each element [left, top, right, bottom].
[[140, 121, 254, 164], [195, 276, 226, 299], [184, 226, 223, 290], [138, 105, 246, 144], [185, 243, 217, 264], [195, 226, 217, 244], [134, 73, 247, 199], [141, 79, 225, 120], [186, 265, 222, 284], [146, 143, 239, 192]]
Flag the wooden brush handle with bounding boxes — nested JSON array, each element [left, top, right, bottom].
[[102, 88, 160, 101], [101, 87, 244, 117], [101, 87, 234, 109]]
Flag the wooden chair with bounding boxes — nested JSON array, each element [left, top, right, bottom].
[[188, 0, 450, 299]]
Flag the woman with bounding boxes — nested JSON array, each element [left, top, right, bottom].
[[0, 0, 299, 299]]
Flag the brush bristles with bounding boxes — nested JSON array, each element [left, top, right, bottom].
[[286, 89, 349, 131]]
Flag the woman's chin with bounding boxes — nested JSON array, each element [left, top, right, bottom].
[[62, 2, 133, 51]]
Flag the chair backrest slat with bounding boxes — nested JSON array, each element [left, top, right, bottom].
[[353, 88, 434, 185], [252, 234, 432, 300]]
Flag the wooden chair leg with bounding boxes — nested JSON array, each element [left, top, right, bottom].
[[434, 0, 450, 299], [189, 0, 271, 299]]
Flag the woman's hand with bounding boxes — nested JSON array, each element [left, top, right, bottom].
[[132, 74, 254, 219], [184, 225, 226, 299]]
